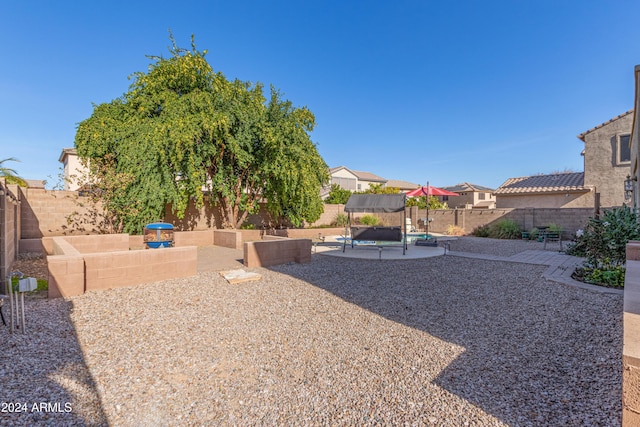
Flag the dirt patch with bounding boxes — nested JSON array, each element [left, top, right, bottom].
[[12, 253, 48, 281]]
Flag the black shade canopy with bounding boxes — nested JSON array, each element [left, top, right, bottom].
[[344, 194, 406, 213]]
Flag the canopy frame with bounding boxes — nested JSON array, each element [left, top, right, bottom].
[[342, 194, 407, 255]]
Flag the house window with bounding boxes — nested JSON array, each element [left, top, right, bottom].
[[478, 192, 486, 200], [442, 196, 449, 201], [357, 183, 361, 191], [618, 134, 631, 165], [332, 177, 356, 191]]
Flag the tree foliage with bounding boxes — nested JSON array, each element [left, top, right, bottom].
[[75, 35, 328, 233], [0, 157, 27, 186], [405, 195, 448, 210], [362, 183, 400, 194], [324, 184, 352, 204]]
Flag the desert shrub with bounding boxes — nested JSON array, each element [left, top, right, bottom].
[[447, 225, 465, 236], [332, 213, 348, 227], [471, 224, 490, 237], [547, 223, 562, 233], [529, 227, 540, 241], [359, 214, 380, 226], [566, 205, 640, 268], [488, 219, 521, 239]]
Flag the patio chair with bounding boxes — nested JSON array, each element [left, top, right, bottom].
[[543, 230, 563, 251]]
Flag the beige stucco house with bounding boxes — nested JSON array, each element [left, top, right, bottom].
[[58, 148, 88, 191], [442, 182, 496, 209], [496, 111, 633, 209], [328, 166, 387, 193]]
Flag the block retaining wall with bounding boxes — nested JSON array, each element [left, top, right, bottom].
[[47, 234, 197, 298], [244, 236, 312, 268]]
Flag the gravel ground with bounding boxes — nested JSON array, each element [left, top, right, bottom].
[[0, 237, 622, 426], [446, 236, 549, 257]]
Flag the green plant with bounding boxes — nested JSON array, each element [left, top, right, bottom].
[[471, 224, 490, 237], [573, 266, 626, 288], [566, 205, 640, 269], [529, 227, 540, 241], [447, 225, 465, 236], [566, 205, 640, 288], [240, 223, 256, 230], [547, 223, 562, 233], [489, 219, 521, 239], [325, 184, 352, 204], [359, 214, 380, 226], [332, 213, 348, 227], [10, 277, 48, 293]]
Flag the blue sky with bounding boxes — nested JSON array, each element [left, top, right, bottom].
[[1, 1, 639, 189]]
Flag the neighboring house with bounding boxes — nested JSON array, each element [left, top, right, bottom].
[[58, 148, 88, 191], [495, 172, 593, 208], [496, 111, 633, 209], [442, 182, 496, 209], [328, 166, 387, 193], [631, 66, 640, 207], [578, 110, 633, 208]]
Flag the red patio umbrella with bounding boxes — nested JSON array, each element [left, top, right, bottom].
[[406, 183, 459, 197], [406, 182, 459, 236]]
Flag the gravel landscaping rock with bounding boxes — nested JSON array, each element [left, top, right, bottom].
[[0, 237, 621, 426]]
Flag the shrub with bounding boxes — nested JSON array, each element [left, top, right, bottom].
[[325, 184, 352, 204], [332, 213, 348, 227], [566, 205, 640, 270], [566, 205, 640, 288], [447, 225, 465, 236], [489, 219, 521, 239], [573, 266, 626, 288], [471, 224, 490, 237], [359, 214, 380, 226], [529, 227, 540, 241], [547, 223, 562, 233]]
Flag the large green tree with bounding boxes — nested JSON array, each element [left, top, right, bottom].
[[75, 35, 328, 233]]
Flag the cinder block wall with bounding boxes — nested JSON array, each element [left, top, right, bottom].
[[46, 235, 197, 298], [0, 182, 20, 293], [267, 228, 345, 239], [83, 246, 197, 292], [58, 234, 129, 253], [20, 188, 97, 238], [624, 241, 640, 426], [214, 230, 243, 249], [403, 207, 593, 237], [174, 230, 214, 247], [244, 237, 311, 268]]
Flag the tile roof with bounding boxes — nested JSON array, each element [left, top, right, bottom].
[[329, 166, 387, 182], [577, 110, 634, 141], [443, 182, 495, 193], [494, 172, 589, 195], [350, 169, 387, 182], [385, 179, 420, 190]]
